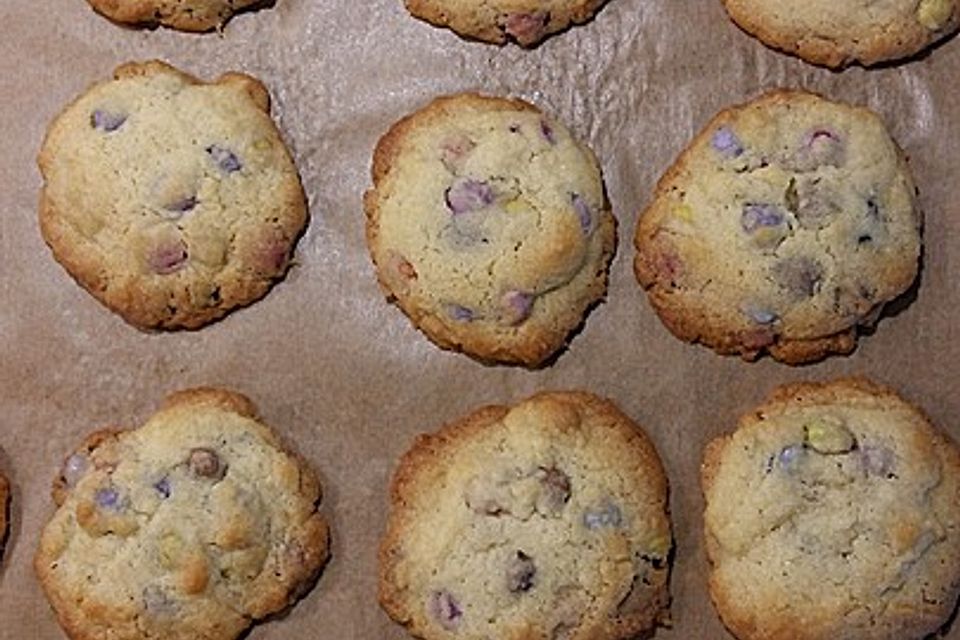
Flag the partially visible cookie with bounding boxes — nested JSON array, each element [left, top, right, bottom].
[[634, 90, 921, 364], [39, 60, 307, 330], [404, 0, 612, 46], [365, 93, 616, 366], [380, 391, 672, 640], [86, 0, 266, 31], [722, 0, 960, 67], [35, 388, 329, 640], [0, 471, 9, 561], [702, 378, 960, 640]]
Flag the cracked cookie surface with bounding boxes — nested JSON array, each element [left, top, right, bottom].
[[86, 0, 266, 31], [39, 60, 307, 330], [722, 0, 960, 67], [404, 0, 612, 46], [379, 391, 672, 640], [634, 90, 921, 365], [702, 378, 960, 640], [365, 93, 616, 366], [35, 388, 329, 640]]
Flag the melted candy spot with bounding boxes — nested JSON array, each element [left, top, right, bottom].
[[571, 193, 592, 232], [504, 11, 548, 44], [91, 109, 127, 132], [540, 119, 556, 145], [62, 453, 89, 488], [741, 204, 784, 232], [745, 307, 778, 325], [500, 290, 534, 326], [143, 585, 178, 615], [428, 590, 462, 630], [711, 127, 743, 157], [584, 502, 622, 529], [918, 0, 953, 29], [535, 466, 571, 513], [445, 178, 495, 215], [773, 256, 823, 298], [188, 448, 225, 479], [506, 551, 536, 592], [95, 487, 121, 509], [149, 239, 188, 275], [154, 478, 171, 499], [804, 418, 856, 454], [860, 444, 896, 477], [206, 145, 242, 173], [448, 304, 474, 322]]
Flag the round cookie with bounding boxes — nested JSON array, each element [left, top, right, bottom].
[[379, 391, 672, 640], [35, 388, 329, 640], [634, 90, 921, 365], [365, 93, 616, 366], [702, 378, 960, 640], [404, 0, 612, 46], [86, 0, 266, 31], [39, 60, 307, 330], [721, 0, 960, 68]]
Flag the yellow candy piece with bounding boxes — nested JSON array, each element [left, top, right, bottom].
[[918, 0, 953, 30], [804, 417, 856, 454], [672, 203, 694, 222]]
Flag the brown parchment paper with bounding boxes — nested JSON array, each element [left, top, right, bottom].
[[1, 0, 959, 637]]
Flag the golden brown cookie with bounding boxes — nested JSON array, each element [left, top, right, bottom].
[[380, 391, 672, 640], [634, 90, 921, 364], [35, 388, 329, 640], [405, 0, 612, 46], [365, 93, 616, 367], [39, 60, 307, 330], [703, 378, 960, 639], [86, 0, 267, 31]]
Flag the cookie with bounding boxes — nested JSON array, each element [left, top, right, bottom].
[[634, 90, 921, 364], [365, 93, 616, 366], [702, 378, 960, 640], [379, 391, 672, 640], [722, 0, 960, 68], [39, 60, 307, 330], [404, 0, 611, 46], [86, 0, 266, 31], [0, 471, 9, 560], [35, 388, 329, 640]]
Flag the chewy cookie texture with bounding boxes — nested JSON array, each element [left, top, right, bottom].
[[703, 378, 960, 640], [365, 93, 616, 367], [722, 0, 960, 68], [86, 0, 266, 31], [39, 60, 307, 330], [634, 90, 921, 365], [404, 0, 612, 46], [380, 391, 672, 640], [35, 388, 329, 640]]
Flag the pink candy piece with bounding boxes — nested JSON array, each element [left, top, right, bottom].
[[149, 239, 188, 275], [505, 11, 548, 43]]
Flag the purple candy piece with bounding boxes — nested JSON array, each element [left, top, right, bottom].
[[572, 193, 592, 232], [741, 204, 785, 232], [95, 487, 120, 509], [711, 127, 744, 157], [149, 239, 188, 275], [445, 178, 495, 215], [746, 307, 778, 325], [540, 119, 556, 145], [860, 445, 896, 477], [429, 590, 463, 630], [165, 196, 197, 214], [91, 109, 127, 132], [143, 585, 178, 615], [778, 444, 803, 467], [154, 477, 171, 499], [584, 503, 622, 529], [62, 453, 89, 488], [501, 290, 534, 325], [449, 304, 474, 322], [506, 551, 536, 592], [206, 145, 242, 173]]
